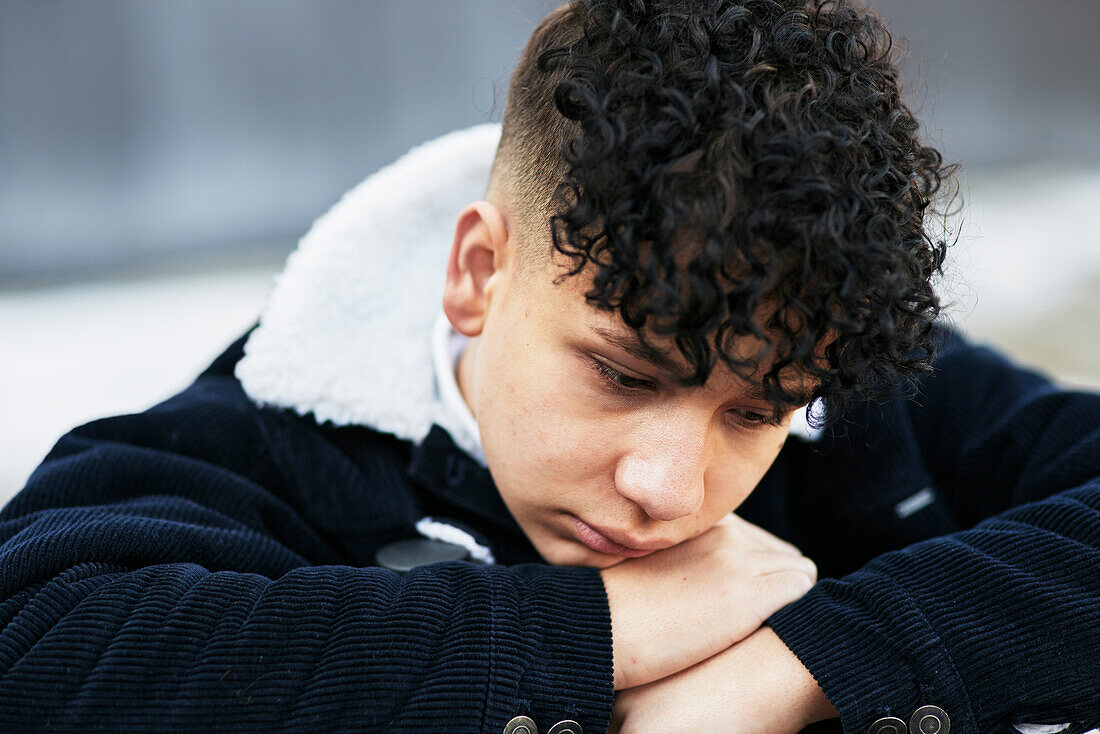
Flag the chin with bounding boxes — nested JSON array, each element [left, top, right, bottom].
[[587, 555, 628, 570], [538, 539, 627, 569]]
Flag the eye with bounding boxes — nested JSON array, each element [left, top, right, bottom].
[[728, 408, 783, 430], [588, 358, 654, 395]]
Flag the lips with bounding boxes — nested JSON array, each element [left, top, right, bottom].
[[570, 516, 670, 558]]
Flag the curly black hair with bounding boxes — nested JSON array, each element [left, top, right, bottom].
[[492, 0, 958, 423]]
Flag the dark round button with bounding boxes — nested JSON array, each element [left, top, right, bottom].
[[868, 716, 908, 734], [504, 715, 538, 734], [910, 705, 950, 734], [375, 538, 470, 573], [548, 721, 583, 734]]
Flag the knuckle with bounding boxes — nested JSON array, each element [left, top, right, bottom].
[[778, 538, 804, 554], [764, 569, 815, 601]]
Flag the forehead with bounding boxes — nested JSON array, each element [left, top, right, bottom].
[[524, 257, 818, 404], [586, 316, 818, 403]]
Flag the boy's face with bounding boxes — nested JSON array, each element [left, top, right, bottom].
[[446, 202, 807, 569]]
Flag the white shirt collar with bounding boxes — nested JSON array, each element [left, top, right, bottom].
[[431, 311, 486, 465]]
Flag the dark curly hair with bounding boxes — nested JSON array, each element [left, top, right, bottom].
[[491, 0, 958, 424]]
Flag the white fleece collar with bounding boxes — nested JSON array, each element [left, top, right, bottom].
[[235, 122, 821, 448], [235, 123, 502, 456]]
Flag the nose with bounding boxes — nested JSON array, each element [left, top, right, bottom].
[[613, 416, 707, 522]]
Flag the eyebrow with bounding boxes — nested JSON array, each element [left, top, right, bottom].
[[742, 382, 817, 409], [590, 324, 817, 407]]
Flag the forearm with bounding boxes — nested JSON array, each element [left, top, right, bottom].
[[0, 391, 616, 732], [611, 626, 837, 734], [0, 558, 614, 732], [768, 480, 1100, 734]]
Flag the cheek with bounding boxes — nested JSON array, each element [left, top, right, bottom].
[[475, 340, 610, 492], [705, 428, 790, 514]]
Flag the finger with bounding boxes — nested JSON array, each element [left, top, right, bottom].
[[756, 553, 818, 584], [743, 550, 822, 585], [747, 569, 817, 626]]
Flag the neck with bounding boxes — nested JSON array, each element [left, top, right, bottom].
[[456, 335, 480, 419]]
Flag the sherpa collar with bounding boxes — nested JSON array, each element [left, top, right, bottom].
[[235, 123, 821, 446], [235, 124, 501, 458]]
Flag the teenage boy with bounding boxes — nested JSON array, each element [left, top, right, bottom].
[[2, 1, 1098, 733]]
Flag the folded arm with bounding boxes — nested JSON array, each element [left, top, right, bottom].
[[0, 369, 614, 732]]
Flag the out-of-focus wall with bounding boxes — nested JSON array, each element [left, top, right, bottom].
[[0, 0, 555, 282], [3, 1, 1099, 281], [875, 0, 1100, 169]]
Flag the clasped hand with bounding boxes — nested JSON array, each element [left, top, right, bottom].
[[600, 514, 837, 733]]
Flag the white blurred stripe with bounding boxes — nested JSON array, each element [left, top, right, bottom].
[[0, 263, 279, 505]]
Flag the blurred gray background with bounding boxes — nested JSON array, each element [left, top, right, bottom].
[[3, 0, 1099, 498]]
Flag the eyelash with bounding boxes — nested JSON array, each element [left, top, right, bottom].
[[586, 358, 782, 428], [588, 359, 654, 394]]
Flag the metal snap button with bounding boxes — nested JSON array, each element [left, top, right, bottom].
[[910, 705, 951, 734], [868, 716, 908, 734], [504, 715, 538, 734], [548, 721, 583, 734]]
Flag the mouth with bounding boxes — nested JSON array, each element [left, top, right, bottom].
[[569, 516, 669, 558]]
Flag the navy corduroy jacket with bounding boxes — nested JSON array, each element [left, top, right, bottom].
[[1, 325, 1098, 733]]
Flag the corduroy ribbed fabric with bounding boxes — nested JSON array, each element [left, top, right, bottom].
[[761, 330, 1100, 734], [1, 325, 1098, 733], [0, 330, 613, 733]]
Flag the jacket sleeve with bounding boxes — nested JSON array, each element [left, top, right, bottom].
[[0, 351, 614, 733], [766, 327, 1100, 734]]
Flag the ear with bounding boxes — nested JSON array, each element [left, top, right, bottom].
[[442, 201, 512, 337]]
